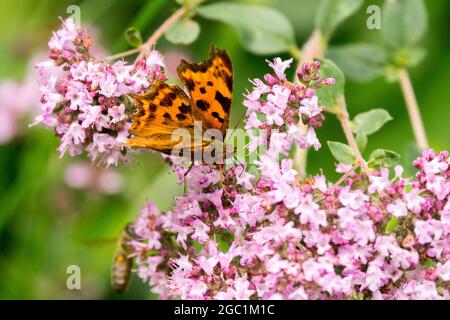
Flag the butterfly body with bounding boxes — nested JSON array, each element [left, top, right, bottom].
[[127, 45, 233, 161]]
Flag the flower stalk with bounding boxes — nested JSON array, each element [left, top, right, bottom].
[[398, 68, 429, 150], [336, 97, 371, 175], [293, 29, 327, 179]]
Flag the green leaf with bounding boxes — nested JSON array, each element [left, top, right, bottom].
[[352, 109, 393, 136], [197, 2, 295, 55], [403, 144, 421, 177], [423, 259, 437, 268], [368, 149, 401, 168], [393, 47, 427, 68], [385, 216, 398, 234], [355, 132, 368, 153], [164, 19, 200, 45], [383, 0, 428, 48], [124, 27, 142, 48], [315, 0, 364, 36], [328, 141, 355, 165], [316, 59, 345, 109], [175, 0, 204, 10], [327, 43, 387, 83]]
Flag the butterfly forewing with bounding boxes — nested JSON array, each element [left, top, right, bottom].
[[177, 45, 233, 136]]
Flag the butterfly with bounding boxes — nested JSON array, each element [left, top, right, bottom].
[[127, 45, 233, 160]]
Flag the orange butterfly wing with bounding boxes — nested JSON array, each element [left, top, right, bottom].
[[127, 45, 233, 156], [127, 80, 202, 155], [177, 45, 233, 136]]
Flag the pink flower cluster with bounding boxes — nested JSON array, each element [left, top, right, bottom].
[[34, 19, 166, 166], [34, 20, 449, 300], [244, 58, 332, 155], [131, 149, 449, 300], [128, 58, 448, 300]]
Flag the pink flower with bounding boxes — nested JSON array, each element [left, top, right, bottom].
[[267, 85, 290, 110], [191, 220, 211, 244], [405, 189, 425, 214], [295, 194, 327, 228], [299, 96, 321, 117], [368, 168, 391, 194], [414, 220, 444, 245], [267, 57, 293, 81], [339, 189, 369, 211], [387, 199, 408, 217], [436, 261, 450, 281], [233, 278, 255, 300]]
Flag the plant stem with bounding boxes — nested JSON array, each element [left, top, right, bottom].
[[104, 7, 186, 61], [136, 6, 186, 60], [314, 165, 356, 202], [398, 68, 429, 150], [104, 47, 141, 61], [293, 29, 327, 179], [336, 97, 371, 175]]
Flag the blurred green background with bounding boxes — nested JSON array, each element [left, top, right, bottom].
[[0, 0, 448, 299]]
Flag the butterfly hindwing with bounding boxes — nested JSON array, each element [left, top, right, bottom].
[[128, 80, 199, 155], [177, 45, 233, 136]]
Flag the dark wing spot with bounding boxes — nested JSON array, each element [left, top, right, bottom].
[[149, 104, 157, 112], [225, 75, 233, 92], [168, 92, 177, 100], [185, 79, 195, 91], [160, 95, 173, 107], [207, 81, 213, 86], [179, 103, 191, 114], [211, 111, 224, 123], [146, 114, 156, 125], [196, 100, 210, 111], [214, 91, 231, 113], [163, 112, 172, 120], [176, 113, 187, 121], [200, 87, 206, 94]]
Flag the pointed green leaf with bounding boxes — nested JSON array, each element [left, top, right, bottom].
[[385, 216, 398, 234], [383, 0, 428, 47], [353, 109, 393, 136], [327, 43, 387, 83], [368, 149, 401, 168], [328, 141, 355, 165], [315, 0, 364, 36], [165, 19, 200, 45], [197, 2, 295, 55], [316, 59, 345, 110], [355, 132, 368, 152]]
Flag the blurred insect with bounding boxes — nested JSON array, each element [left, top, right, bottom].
[[111, 223, 136, 294]]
